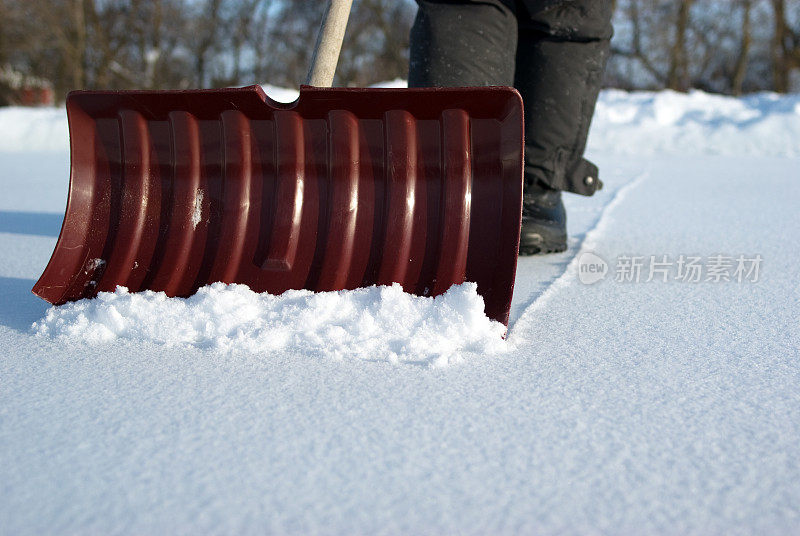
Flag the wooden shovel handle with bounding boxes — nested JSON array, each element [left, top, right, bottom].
[[305, 0, 354, 87]]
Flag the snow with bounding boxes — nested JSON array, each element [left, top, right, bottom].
[[190, 188, 203, 228], [2, 86, 800, 534], [261, 83, 301, 103], [263, 78, 407, 101], [33, 282, 507, 368], [0, 107, 68, 153], [591, 89, 800, 157]]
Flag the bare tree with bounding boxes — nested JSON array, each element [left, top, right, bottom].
[[605, 0, 790, 94], [2, 0, 797, 103], [609, 0, 669, 88], [190, 0, 223, 87], [771, 0, 800, 92], [337, 0, 415, 86], [666, 0, 693, 91], [732, 0, 753, 95]]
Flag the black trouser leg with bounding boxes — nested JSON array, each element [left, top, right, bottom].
[[409, 0, 613, 197], [514, 1, 613, 195], [409, 0, 517, 87]]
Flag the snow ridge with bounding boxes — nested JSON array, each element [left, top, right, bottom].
[[590, 90, 800, 157], [32, 282, 507, 367]]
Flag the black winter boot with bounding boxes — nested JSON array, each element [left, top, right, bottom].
[[519, 182, 567, 255]]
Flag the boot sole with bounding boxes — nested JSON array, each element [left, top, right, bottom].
[[518, 232, 567, 256]]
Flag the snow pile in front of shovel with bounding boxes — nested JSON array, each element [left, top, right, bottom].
[[32, 282, 507, 367]]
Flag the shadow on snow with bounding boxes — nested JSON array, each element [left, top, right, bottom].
[[0, 210, 63, 238], [0, 276, 50, 332]]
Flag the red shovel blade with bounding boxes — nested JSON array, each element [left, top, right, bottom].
[[32, 85, 523, 325]]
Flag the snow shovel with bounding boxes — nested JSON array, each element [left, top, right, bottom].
[[32, 0, 523, 325]]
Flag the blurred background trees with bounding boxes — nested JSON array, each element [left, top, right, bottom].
[[608, 0, 800, 95], [0, 0, 797, 105]]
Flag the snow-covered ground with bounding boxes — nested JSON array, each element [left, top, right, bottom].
[[1, 86, 799, 534]]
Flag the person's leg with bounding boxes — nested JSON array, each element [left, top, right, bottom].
[[514, 0, 613, 254], [515, 0, 613, 195], [409, 0, 518, 87]]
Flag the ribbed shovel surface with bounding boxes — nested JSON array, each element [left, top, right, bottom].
[[33, 85, 523, 325]]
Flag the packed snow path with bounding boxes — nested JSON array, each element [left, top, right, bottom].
[[2, 90, 800, 534]]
